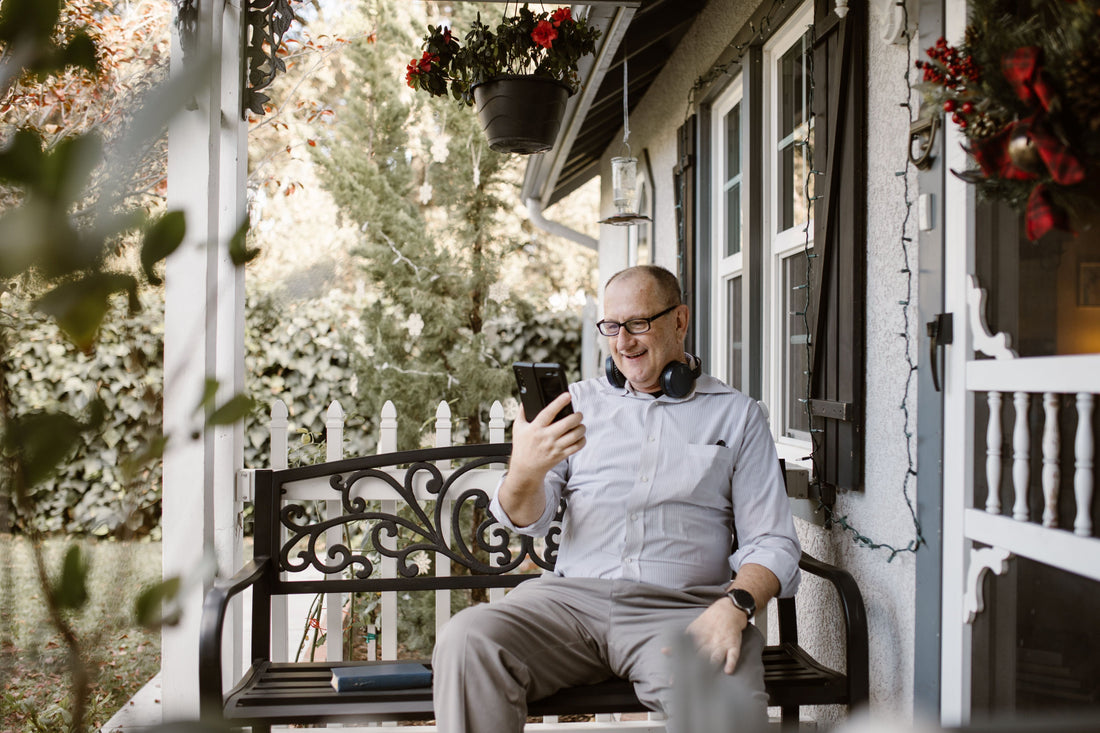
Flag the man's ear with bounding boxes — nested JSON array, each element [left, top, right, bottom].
[[675, 304, 690, 337]]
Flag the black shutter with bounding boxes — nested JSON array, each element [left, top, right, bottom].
[[808, 0, 866, 495], [674, 116, 697, 356]]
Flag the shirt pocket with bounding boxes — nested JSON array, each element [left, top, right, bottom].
[[656, 443, 734, 538]]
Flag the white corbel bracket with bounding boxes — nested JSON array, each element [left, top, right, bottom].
[[963, 546, 1014, 624]]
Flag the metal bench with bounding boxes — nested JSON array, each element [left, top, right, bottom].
[[199, 443, 868, 730]]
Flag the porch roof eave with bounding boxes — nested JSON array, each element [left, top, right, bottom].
[[522, 0, 709, 209]]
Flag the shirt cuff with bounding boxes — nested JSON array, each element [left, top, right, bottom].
[[488, 471, 557, 535], [730, 538, 802, 598]]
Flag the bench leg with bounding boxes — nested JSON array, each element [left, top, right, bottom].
[[781, 705, 799, 729]]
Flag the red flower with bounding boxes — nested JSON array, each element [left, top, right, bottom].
[[405, 51, 437, 88], [442, 27, 452, 44], [532, 20, 557, 49], [551, 7, 571, 27]]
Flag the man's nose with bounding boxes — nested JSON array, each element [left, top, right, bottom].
[[614, 329, 637, 350]]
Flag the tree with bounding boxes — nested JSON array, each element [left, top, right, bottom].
[[315, 0, 582, 448]]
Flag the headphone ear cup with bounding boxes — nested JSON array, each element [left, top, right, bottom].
[[605, 356, 626, 388], [660, 361, 696, 399]]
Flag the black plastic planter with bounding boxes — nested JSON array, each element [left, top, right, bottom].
[[471, 75, 571, 155]]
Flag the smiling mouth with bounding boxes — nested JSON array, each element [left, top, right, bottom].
[[622, 349, 647, 360]]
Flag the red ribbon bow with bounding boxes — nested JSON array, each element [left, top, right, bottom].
[[972, 47, 1086, 240]]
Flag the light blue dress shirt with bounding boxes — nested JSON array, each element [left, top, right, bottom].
[[490, 374, 802, 597]]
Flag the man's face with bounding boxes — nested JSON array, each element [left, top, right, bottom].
[[603, 274, 689, 394]]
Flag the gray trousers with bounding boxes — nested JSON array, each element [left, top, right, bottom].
[[431, 575, 768, 733]]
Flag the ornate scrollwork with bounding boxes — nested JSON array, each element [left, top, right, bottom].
[[243, 0, 300, 117], [174, 0, 199, 65], [279, 455, 562, 581]]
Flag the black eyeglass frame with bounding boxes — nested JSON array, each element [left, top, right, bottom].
[[595, 304, 680, 337]]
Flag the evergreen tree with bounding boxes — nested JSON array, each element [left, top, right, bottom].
[[314, 0, 527, 447]]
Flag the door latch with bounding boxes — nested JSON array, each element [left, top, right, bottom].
[[926, 313, 953, 392]]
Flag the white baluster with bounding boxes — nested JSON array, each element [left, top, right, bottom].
[[435, 401, 453, 636], [378, 400, 398, 454], [270, 400, 289, 470], [1012, 392, 1030, 522], [489, 400, 506, 443], [325, 401, 346, 662], [379, 401, 398, 659], [1041, 393, 1060, 529], [487, 400, 508, 602], [986, 391, 1003, 514], [435, 400, 453, 449], [269, 401, 289, 661], [1075, 393, 1095, 537]]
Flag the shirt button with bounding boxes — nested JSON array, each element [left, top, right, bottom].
[[640, 475, 648, 482], [630, 513, 639, 521], [648, 436, 656, 443]]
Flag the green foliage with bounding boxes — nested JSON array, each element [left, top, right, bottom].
[[315, 0, 591, 449], [2, 290, 165, 536]]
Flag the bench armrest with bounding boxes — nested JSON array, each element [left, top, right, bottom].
[[777, 552, 869, 706], [198, 557, 271, 720]]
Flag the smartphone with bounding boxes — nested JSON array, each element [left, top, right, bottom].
[[512, 362, 574, 423]]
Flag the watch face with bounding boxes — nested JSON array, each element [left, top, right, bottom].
[[729, 588, 755, 618]]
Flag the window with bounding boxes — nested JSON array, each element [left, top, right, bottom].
[[685, 0, 865, 492], [627, 178, 652, 266], [710, 80, 744, 391], [710, 3, 813, 460]]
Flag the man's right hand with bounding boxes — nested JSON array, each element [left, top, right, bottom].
[[497, 392, 585, 527]]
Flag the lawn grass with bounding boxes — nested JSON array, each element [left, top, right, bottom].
[[1, 534, 162, 732]]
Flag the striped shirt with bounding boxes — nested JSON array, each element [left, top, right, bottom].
[[490, 374, 802, 596]]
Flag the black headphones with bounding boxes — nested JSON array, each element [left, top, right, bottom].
[[605, 354, 702, 398]]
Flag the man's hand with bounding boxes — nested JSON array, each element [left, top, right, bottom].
[[497, 392, 585, 527], [686, 596, 748, 675], [513, 392, 586, 477]]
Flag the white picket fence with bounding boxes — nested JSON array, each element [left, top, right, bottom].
[[246, 397, 663, 731]]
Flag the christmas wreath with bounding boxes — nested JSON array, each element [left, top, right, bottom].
[[916, 0, 1100, 240]]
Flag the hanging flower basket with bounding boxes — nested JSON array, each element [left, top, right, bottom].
[[472, 75, 571, 154], [406, 4, 600, 154]]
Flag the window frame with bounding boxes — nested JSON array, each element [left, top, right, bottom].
[[764, 3, 814, 456], [706, 1, 814, 465]]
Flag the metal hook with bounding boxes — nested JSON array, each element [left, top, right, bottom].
[[909, 112, 940, 170]]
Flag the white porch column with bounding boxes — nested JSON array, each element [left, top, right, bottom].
[[163, 0, 247, 722]]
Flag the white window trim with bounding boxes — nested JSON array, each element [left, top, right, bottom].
[[764, 1, 813, 462], [709, 77, 745, 387]]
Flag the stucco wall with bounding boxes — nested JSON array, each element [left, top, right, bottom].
[[594, 0, 924, 723]]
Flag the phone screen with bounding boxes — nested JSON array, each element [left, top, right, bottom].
[[513, 362, 573, 422]]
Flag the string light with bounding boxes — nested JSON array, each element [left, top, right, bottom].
[[799, 1, 925, 561]]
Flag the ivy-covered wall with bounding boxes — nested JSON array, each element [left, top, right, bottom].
[[3, 286, 582, 536]]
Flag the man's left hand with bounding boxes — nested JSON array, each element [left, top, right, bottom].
[[686, 596, 748, 674]]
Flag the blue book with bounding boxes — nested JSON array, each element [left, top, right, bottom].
[[330, 662, 433, 692]]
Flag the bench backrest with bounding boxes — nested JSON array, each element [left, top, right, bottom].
[[253, 443, 562, 596]]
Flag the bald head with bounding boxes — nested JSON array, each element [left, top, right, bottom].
[[604, 265, 682, 310]]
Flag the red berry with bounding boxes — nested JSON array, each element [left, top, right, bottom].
[[961, 102, 974, 115], [944, 99, 957, 112], [952, 113, 963, 125]]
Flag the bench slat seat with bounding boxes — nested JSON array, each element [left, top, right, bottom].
[[200, 444, 868, 730]]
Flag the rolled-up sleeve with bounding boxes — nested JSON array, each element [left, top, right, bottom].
[[488, 459, 569, 536], [727, 404, 802, 597]]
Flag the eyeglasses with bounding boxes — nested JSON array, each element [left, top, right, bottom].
[[595, 304, 679, 337]]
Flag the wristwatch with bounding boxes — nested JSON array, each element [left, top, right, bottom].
[[726, 588, 756, 620]]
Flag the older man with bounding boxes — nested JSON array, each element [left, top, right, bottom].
[[432, 265, 801, 732]]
